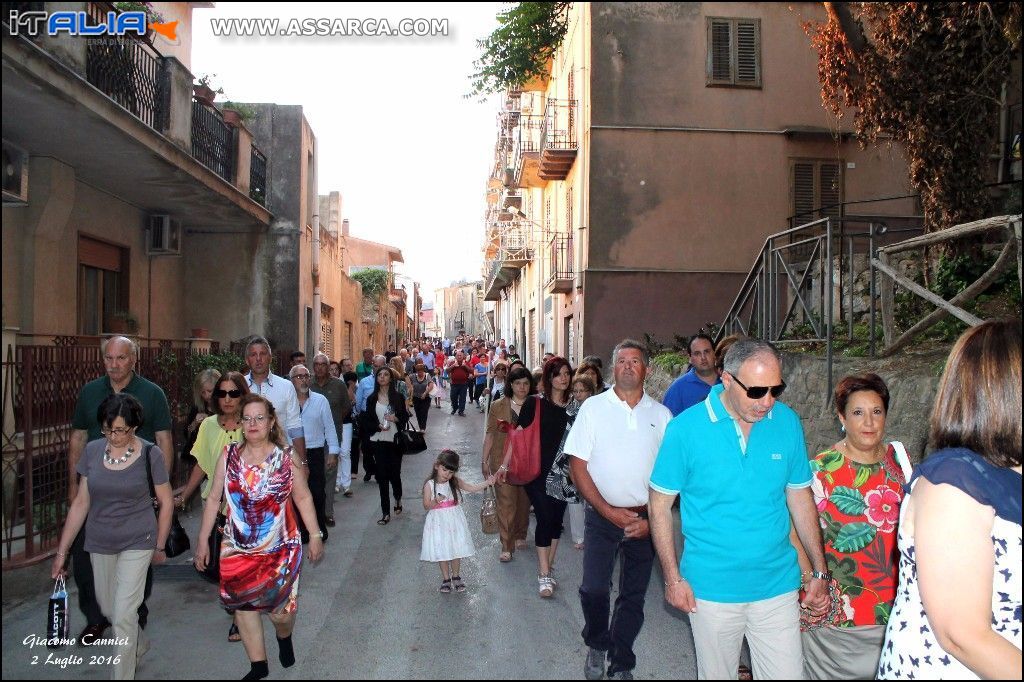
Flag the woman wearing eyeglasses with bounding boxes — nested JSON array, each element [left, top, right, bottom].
[[173, 371, 249, 640], [194, 394, 324, 681], [51, 393, 172, 680]]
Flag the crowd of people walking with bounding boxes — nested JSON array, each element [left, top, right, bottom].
[[47, 321, 1020, 680]]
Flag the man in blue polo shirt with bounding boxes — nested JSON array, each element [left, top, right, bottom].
[[649, 339, 830, 680], [662, 333, 720, 417]]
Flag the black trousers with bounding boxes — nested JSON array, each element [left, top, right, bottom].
[[412, 397, 431, 430], [297, 446, 327, 543], [578, 505, 655, 674], [351, 422, 376, 477], [72, 523, 152, 628], [371, 441, 404, 517], [524, 476, 568, 547]]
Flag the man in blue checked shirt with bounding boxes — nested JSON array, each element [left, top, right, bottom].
[[291, 364, 339, 543]]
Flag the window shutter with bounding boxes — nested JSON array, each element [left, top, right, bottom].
[[793, 163, 816, 222], [735, 20, 760, 85], [709, 19, 733, 83], [819, 163, 842, 218]]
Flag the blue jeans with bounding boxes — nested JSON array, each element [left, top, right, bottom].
[[449, 383, 468, 414], [578, 505, 655, 674]]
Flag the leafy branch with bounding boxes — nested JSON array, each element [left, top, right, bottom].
[[468, 2, 571, 98], [352, 269, 392, 301]]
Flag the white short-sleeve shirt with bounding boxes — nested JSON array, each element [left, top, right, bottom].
[[562, 388, 672, 507], [245, 372, 304, 443]]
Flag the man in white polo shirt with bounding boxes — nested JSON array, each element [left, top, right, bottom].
[[564, 339, 673, 681], [243, 336, 306, 465]]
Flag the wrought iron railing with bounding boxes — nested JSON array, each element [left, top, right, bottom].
[[191, 101, 235, 181], [546, 234, 574, 285], [717, 215, 923, 405], [541, 99, 578, 151], [85, 3, 167, 130], [250, 145, 267, 205]]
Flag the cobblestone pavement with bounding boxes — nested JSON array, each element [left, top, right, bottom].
[[1, 402, 697, 680]]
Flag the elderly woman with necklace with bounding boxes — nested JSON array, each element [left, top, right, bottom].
[[194, 394, 324, 681], [52, 393, 172, 680]]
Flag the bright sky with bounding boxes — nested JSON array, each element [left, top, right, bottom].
[[190, 3, 503, 303]]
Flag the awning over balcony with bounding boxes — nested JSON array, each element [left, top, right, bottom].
[[2, 34, 270, 232]]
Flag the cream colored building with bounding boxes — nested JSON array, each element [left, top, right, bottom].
[[482, 2, 917, 368]]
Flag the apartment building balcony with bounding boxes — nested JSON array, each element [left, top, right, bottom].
[[482, 222, 534, 300], [1, 3, 270, 231], [545, 234, 574, 294], [513, 114, 546, 189], [539, 99, 578, 181], [486, 176, 503, 205], [497, 188, 522, 220]]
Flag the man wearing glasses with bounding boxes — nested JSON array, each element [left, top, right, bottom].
[[290, 364, 338, 542], [67, 336, 173, 644], [649, 339, 830, 679]]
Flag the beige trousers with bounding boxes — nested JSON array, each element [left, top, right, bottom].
[[690, 590, 804, 680], [90, 550, 152, 680], [494, 481, 530, 552]]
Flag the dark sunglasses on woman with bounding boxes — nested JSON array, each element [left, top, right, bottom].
[[214, 388, 243, 398]]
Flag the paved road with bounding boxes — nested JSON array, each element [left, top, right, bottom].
[[1, 402, 697, 680]]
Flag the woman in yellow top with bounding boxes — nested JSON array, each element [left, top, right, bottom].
[[173, 370, 248, 641]]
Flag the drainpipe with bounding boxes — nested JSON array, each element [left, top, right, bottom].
[[312, 212, 321, 355]]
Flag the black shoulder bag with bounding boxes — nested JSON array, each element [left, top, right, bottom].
[[143, 444, 190, 558]]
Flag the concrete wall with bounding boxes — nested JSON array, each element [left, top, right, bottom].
[[646, 349, 946, 461], [151, 2, 195, 72]]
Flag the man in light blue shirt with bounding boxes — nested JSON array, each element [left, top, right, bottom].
[[662, 334, 721, 417], [416, 343, 436, 372], [649, 339, 830, 680], [291, 364, 339, 543]]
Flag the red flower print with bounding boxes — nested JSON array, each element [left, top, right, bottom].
[[864, 486, 901, 533]]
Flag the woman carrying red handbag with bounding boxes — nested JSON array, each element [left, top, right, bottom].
[[498, 357, 573, 598]]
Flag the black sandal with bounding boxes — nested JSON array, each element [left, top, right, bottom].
[[228, 623, 241, 642], [394, 503, 403, 515], [377, 515, 390, 525]]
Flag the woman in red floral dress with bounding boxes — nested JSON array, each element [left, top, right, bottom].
[[793, 374, 913, 679]]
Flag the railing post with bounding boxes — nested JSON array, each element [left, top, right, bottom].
[[161, 57, 194, 150], [878, 250, 895, 349], [868, 224, 877, 357], [848, 236, 855, 341], [825, 219, 834, 408], [22, 347, 34, 558]]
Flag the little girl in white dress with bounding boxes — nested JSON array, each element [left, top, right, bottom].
[[420, 449, 496, 593]]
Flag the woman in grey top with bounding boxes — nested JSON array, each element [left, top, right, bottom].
[[409, 362, 436, 434], [52, 393, 172, 680]]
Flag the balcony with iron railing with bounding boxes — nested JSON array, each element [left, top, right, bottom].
[[498, 188, 522, 219], [513, 114, 545, 188], [482, 221, 535, 300], [3, 2, 271, 222], [539, 99, 578, 181], [545, 234, 574, 294]]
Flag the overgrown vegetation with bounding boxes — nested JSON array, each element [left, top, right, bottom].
[[468, 2, 571, 98], [352, 269, 391, 300], [803, 3, 1021, 235]]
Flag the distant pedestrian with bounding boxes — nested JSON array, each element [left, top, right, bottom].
[[341, 371, 359, 495], [473, 353, 490, 411], [290, 351, 305, 368], [355, 348, 375, 380], [662, 333, 721, 417], [184, 369, 220, 462], [290, 364, 338, 543], [409, 362, 436, 433], [564, 341, 672, 680], [354, 355, 387, 482], [447, 351, 473, 417], [309, 352, 351, 520], [421, 450, 497, 593]]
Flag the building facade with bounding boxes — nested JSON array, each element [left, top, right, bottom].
[[481, 2, 917, 367]]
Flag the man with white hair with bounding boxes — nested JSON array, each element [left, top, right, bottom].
[[310, 352, 352, 511], [649, 338, 830, 680], [67, 336, 174, 643], [291, 364, 338, 542]]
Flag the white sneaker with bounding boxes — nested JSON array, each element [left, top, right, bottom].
[[538, 574, 554, 598]]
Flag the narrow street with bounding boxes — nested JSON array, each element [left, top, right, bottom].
[[1, 401, 696, 680]]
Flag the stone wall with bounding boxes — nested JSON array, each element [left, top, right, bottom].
[[645, 348, 949, 462]]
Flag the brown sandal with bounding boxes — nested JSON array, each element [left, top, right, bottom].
[[499, 551, 513, 562]]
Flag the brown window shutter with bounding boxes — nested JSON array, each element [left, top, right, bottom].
[[819, 163, 843, 218], [708, 19, 733, 83], [735, 20, 760, 86], [79, 235, 122, 271], [793, 163, 816, 222]]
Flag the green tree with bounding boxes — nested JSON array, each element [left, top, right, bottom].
[[468, 2, 571, 98], [804, 3, 1021, 233]]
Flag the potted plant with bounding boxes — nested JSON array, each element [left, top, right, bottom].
[[114, 2, 165, 44], [193, 74, 223, 106], [221, 102, 257, 127], [109, 310, 139, 334]]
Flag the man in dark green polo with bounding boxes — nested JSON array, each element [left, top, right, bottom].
[[66, 336, 173, 644]]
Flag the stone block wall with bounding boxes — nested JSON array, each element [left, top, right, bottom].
[[645, 348, 949, 462]]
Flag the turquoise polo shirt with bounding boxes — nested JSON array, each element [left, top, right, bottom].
[[650, 384, 811, 603]]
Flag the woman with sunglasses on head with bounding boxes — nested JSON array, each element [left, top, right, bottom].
[[194, 394, 324, 681], [173, 371, 250, 641], [358, 366, 411, 525]]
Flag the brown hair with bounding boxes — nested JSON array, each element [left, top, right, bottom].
[[212, 372, 250, 416], [575, 361, 604, 392], [425, 449, 463, 504], [928, 319, 1021, 468], [572, 374, 597, 397], [715, 333, 745, 373], [541, 356, 573, 400], [238, 393, 286, 448], [834, 373, 890, 415]]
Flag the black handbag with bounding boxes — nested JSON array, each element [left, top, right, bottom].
[[143, 444, 191, 558], [197, 512, 226, 583], [394, 423, 428, 454]]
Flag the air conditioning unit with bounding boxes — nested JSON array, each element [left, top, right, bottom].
[[146, 214, 182, 255], [2, 140, 29, 205]]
